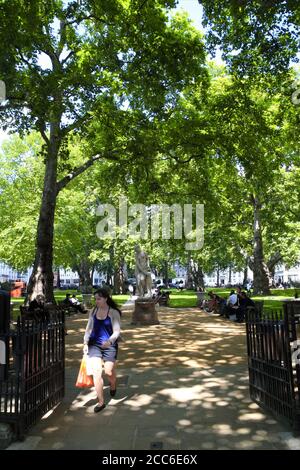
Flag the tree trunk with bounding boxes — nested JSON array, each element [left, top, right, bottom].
[[122, 260, 128, 293], [114, 265, 123, 294], [252, 196, 271, 295], [267, 252, 282, 287], [191, 264, 204, 289], [216, 266, 220, 287], [199, 267, 204, 289], [163, 260, 168, 286], [228, 265, 232, 284], [243, 263, 248, 286], [186, 256, 193, 289], [268, 266, 276, 287], [26, 135, 59, 304], [54, 269, 61, 289], [76, 260, 93, 293]]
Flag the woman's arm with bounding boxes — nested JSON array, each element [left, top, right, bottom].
[[108, 309, 121, 344], [83, 308, 94, 344]]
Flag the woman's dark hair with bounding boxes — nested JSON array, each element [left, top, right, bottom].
[[94, 288, 122, 316]]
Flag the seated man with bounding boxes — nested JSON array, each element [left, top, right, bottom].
[[69, 294, 87, 313], [224, 290, 240, 318], [62, 293, 72, 305], [236, 291, 255, 322], [215, 295, 227, 316]]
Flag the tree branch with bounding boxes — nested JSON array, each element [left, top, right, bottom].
[[57, 20, 66, 57], [267, 251, 282, 271], [61, 51, 75, 65], [37, 122, 50, 146], [65, 14, 114, 27], [166, 150, 204, 164], [238, 248, 254, 271], [16, 48, 39, 72], [56, 150, 119, 193], [61, 113, 92, 136], [40, 25, 61, 71]]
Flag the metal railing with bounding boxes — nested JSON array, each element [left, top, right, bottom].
[[0, 313, 65, 439], [246, 301, 300, 431]]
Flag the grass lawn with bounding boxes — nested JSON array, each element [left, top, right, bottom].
[[212, 287, 296, 312], [167, 287, 298, 313], [168, 289, 198, 308], [10, 287, 298, 319]]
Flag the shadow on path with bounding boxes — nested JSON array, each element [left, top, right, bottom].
[[7, 307, 294, 450]]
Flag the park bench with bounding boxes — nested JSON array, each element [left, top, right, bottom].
[[19, 305, 49, 322], [57, 300, 78, 316], [157, 291, 170, 307], [152, 290, 170, 307], [19, 301, 78, 321]]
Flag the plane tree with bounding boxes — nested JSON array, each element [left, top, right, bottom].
[[0, 0, 207, 302]]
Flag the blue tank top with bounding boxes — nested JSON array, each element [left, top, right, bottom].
[[89, 307, 113, 346]]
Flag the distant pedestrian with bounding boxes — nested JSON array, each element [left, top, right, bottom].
[[128, 284, 134, 298]]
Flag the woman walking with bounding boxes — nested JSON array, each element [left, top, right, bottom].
[[83, 288, 121, 413]]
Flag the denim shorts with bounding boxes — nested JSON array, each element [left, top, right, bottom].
[[88, 343, 118, 362]]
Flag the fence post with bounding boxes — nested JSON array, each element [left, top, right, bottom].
[[0, 291, 10, 381], [283, 300, 300, 431]]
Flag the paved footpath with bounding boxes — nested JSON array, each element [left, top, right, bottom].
[[7, 306, 300, 450]]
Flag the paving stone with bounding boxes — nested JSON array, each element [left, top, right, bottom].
[[5, 308, 297, 450]]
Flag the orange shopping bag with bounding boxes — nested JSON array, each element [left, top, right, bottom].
[[75, 355, 94, 388]]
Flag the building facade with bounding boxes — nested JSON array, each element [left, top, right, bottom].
[[1, 260, 300, 289], [273, 263, 300, 284], [0, 262, 104, 287], [0, 262, 29, 283]]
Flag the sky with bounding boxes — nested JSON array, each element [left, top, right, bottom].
[[175, 0, 203, 30], [0, 0, 213, 146]]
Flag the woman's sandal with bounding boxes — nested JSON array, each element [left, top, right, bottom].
[[94, 403, 106, 413]]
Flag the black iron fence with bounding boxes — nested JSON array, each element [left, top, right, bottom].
[[0, 313, 65, 439], [246, 301, 300, 431]]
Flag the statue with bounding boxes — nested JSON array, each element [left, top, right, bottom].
[[134, 245, 153, 298], [132, 245, 159, 325]]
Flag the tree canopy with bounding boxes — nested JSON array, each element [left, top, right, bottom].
[[200, 0, 300, 76], [0, 1, 300, 298]]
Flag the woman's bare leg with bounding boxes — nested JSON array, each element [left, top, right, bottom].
[[104, 361, 116, 390], [91, 358, 104, 405], [93, 370, 104, 405]]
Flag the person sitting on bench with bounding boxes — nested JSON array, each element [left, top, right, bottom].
[[236, 291, 255, 323], [69, 294, 87, 313], [224, 290, 240, 318]]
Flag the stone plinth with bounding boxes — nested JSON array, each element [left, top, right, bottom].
[[131, 299, 160, 325]]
